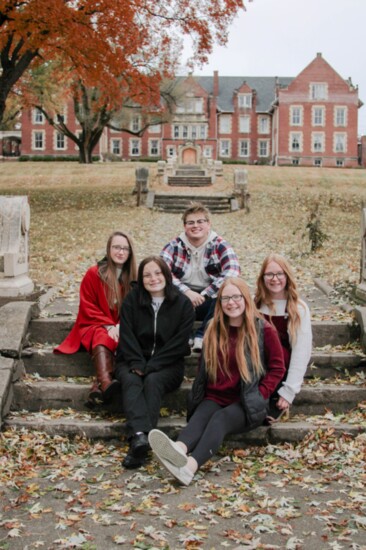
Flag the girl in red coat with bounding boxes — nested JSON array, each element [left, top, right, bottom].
[[54, 231, 137, 406]]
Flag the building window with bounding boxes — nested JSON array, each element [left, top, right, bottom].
[[191, 126, 197, 139], [182, 125, 188, 139], [203, 145, 212, 158], [111, 139, 121, 155], [130, 116, 140, 133], [33, 108, 45, 124], [167, 146, 176, 157], [310, 83, 327, 100], [55, 132, 66, 150], [238, 93, 252, 108], [219, 115, 231, 134], [149, 139, 159, 156], [334, 107, 347, 127], [130, 139, 141, 156], [173, 125, 179, 138], [149, 124, 161, 134], [258, 140, 269, 157], [219, 139, 231, 157], [312, 132, 325, 153], [176, 97, 203, 114], [314, 158, 322, 167], [258, 116, 269, 134], [312, 106, 325, 126], [290, 106, 303, 126], [336, 159, 344, 167], [239, 140, 250, 157], [292, 158, 300, 166], [290, 132, 302, 152], [334, 133, 346, 153], [32, 130, 45, 150], [200, 125, 207, 139], [239, 115, 250, 133]]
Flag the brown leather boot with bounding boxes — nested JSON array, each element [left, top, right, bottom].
[[92, 345, 120, 403]]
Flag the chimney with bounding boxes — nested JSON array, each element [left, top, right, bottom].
[[213, 70, 219, 97]]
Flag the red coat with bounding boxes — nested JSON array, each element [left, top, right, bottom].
[[54, 265, 121, 355]]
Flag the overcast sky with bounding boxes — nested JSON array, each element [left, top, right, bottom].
[[185, 0, 366, 135]]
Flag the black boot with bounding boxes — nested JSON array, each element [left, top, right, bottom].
[[122, 433, 150, 469]]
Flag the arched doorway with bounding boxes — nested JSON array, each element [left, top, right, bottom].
[[182, 147, 197, 164]]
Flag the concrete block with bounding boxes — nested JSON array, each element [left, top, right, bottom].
[[0, 301, 33, 357]]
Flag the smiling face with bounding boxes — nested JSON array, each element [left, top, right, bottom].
[[263, 260, 287, 299], [142, 261, 166, 297], [110, 235, 130, 267], [220, 283, 245, 326], [184, 212, 211, 247]]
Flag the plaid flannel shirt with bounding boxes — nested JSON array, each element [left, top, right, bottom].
[[161, 234, 240, 298]]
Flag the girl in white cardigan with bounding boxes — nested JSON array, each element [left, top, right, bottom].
[[255, 253, 312, 421]]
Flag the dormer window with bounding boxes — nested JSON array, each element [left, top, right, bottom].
[[310, 83, 328, 100], [238, 93, 252, 108]]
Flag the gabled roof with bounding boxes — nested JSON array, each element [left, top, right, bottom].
[[195, 76, 294, 113]]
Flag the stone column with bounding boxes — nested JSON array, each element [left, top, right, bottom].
[[356, 207, 366, 302], [0, 195, 34, 297]]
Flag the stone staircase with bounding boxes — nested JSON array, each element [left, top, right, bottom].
[[1, 296, 366, 445], [167, 165, 212, 187], [147, 192, 235, 213]]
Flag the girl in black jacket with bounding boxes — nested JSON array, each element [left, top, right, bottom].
[[148, 277, 285, 485], [115, 256, 195, 469]]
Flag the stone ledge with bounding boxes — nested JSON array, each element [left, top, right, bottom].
[[0, 301, 34, 357]]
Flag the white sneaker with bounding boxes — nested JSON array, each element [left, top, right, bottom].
[[192, 337, 203, 353], [148, 429, 187, 468], [156, 455, 194, 486]]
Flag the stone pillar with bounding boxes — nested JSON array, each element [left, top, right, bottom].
[[356, 207, 366, 302], [234, 169, 250, 212], [0, 195, 34, 297], [134, 167, 149, 206]]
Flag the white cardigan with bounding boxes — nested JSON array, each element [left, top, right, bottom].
[[259, 299, 312, 404]]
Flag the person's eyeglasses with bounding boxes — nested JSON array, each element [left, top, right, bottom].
[[143, 271, 163, 279], [185, 219, 208, 226], [263, 272, 286, 281], [111, 245, 130, 253], [220, 294, 243, 303]]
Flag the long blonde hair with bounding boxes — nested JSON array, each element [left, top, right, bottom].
[[255, 253, 302, 344], [203, 278, 264, 384], [98, 231, 137, 310]]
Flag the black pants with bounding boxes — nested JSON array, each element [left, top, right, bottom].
[[194, 298, 216, 339], [115, 363, 184, 437], [177, 399, 247, 467]]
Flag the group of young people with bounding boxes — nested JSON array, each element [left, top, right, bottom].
[[55, 203, 312, 485]]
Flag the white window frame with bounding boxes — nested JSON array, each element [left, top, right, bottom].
[[258, 116, 269, 134], [111, 138, 121, 155], [290, 106, 303, 126], [334, 106, 347, 127], [239, 115, 250, 133], [333, 133, 347, 153], [219, 115, 232, 134], [292, 158, 300, 166], [129, 138, 141, 156], [167, 145, 176, 157], [238, 139, 250, 158], [219, 139, 231, 157], [130, 116, 141, 133], [312, 106, 325, 127], [310, 83, 328, 100], [200, 125, 207, 139], [203, 145, 212, 158], [149, 138, 159, 157], [311, 132, 325, 153], [314, 158, 323, 167], [54, 131, 66, 150], [32, 130, 45, 150], [238, 93, 252, 108], [33, 108, 45, 124], [289, 132, 303, 152], [258, 140, 269, 157]]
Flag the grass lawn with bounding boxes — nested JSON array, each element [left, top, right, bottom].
[[1, 162, 365, 299]]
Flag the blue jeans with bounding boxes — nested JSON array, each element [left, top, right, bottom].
[[194, 298, 216, 339]]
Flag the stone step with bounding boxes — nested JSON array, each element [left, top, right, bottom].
[[27, 316, 360, 347], [22, 347, 366, 380], [11, 379, 366, 416], [150, 193, 234, 213], [167, 176, 212, 186], [175, 170, 206, 176]]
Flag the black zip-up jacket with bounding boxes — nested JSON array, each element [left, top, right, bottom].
[[116, 287, 195, 375]]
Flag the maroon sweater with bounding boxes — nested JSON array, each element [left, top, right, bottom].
[[205, 323, 285, 406]]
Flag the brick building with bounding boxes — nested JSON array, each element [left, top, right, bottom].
[[20, 53, 363, 167]]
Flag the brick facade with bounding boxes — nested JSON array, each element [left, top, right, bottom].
[[20, 54, 363, 167]]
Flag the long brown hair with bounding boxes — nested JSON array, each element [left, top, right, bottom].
[[203, 278, 264, 384], [98, 231, 137, 310], [255, 253, 302, 344]]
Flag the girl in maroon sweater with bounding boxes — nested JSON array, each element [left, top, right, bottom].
[[148, 277, 285, 486]]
